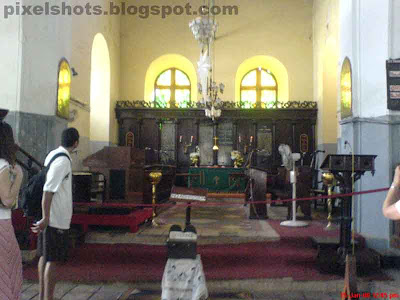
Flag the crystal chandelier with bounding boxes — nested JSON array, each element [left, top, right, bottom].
[[198, 79, 224, 121], [189, 16, 218, 50], [189, 1, 224, 121]]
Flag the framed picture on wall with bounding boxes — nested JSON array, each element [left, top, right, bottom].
[[387, 59, 400, 110]]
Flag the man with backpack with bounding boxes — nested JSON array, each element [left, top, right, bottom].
[[31, 127, 79, 300]]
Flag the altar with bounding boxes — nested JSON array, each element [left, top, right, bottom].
[[188, 166, 247, 193], [115, 102, 317, 179]]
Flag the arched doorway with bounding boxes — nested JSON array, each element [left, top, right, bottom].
[[90, 33, 111, 154]]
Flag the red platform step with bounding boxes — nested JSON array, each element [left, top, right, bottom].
[[71, 208, 153, 233]]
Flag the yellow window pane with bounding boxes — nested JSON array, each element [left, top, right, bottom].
[[175, 89, 191, 108], [59, 72, 64, 84], [261, 70, 276, 87], [340, 58, 352, 118], [242, 70, 256, 87], [155, 88, 171, 108], [157, 70, 171, 86], [57, 60, 71, 119], [261, 90, 277, 108], [175, 70, 190, 86], [63, 87, 69, 100], [241, 90, 256, 108]]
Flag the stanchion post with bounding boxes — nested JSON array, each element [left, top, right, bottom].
[[322, 172, 336, 231], [342, 254, 358, 299], [149, 171, 162, 226]]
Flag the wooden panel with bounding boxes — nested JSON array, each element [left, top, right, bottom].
[[177, 119, 197, 168], [217, 121, 234, 166], [129, 166, 144, 193], [141, 119, 159, 150], [274, 120, 293, 167], [115, 106, 317, 173], [160, 121, 176, 165], [199, 123, 214, 166], [256, 122, 273, 170], [294, 121, 314, 166], [126, 119, 141, 148]]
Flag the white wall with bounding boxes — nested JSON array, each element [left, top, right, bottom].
[[391, 0, 400, 59], [19, 0, 72, 115], [338, 0, 400, 249], [358, 0, 390, 118], [0, 1, 22, 112], [0, 0, 120, 169], [70, 1, 120, 145]]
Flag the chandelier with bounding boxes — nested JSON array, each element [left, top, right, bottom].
[[189, 16, 218, 50], [198, 78, 224, 121], [189, 1, 224, 121]]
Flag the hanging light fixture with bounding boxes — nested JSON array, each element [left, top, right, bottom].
[[189, 0, 224, 121]]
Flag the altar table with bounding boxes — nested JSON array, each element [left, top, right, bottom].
[[188, 167, 247, 192]]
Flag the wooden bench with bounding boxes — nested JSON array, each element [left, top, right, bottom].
[[71, 208, 153, 233]]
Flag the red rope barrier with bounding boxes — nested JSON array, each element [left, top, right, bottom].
[[74, 186, 390, 208]]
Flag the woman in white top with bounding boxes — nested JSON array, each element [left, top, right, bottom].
[[0, 121, 23, 300], [383, 165, 400, 220]]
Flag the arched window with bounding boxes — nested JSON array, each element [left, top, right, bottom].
[[340, 57, 352, 118], [154, 68, 191, 108], [57, 59, 71, 119], [240, 68, 277, 108]]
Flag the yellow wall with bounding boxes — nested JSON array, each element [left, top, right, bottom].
[[313, 0, 339, 148], [69, 0, 120, 145], [121, 0, 313, 103], [235, 56, 289, 102], [90, 33, 111, 143], [144, 54, 198, 103]]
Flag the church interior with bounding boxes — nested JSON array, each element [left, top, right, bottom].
[[2, 0, 400, 298]]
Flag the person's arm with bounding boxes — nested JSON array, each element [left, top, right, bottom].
[[382, 166, 400, 220], [31, 156, 69, 233], [31, 191, 53, 233], [0, 164, 23, 208]]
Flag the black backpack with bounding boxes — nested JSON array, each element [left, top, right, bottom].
[[21, 152, 71, 218]]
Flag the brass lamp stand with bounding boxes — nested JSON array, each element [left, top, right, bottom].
[[322, 172, 336, 230], [149, 171, 162, 226]]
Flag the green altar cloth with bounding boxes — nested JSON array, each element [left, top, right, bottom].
[[188, 167, 247, 192]]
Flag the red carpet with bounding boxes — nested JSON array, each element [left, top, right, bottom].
[[24, 237, 342, 282]]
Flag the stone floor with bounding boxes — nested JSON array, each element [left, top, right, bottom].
[[21, 199, 400, 300], [21, 273, 400, 300], [84, 198, 279, 245]]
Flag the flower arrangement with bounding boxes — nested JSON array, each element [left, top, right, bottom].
[[231, 150, 244, 168], [190, 146, 200, 167]]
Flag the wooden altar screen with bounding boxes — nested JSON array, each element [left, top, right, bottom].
[[115, 101, 317, 176]]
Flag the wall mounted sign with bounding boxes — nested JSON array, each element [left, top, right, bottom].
[[126, 132, 134, 147], [386, 59, 400, 110], [300, 134, 309, 153]]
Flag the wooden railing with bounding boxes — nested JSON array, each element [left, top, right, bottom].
[[16, 146, 43, 179]]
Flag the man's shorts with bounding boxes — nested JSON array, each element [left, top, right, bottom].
[[37, 226, 70, 262]]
